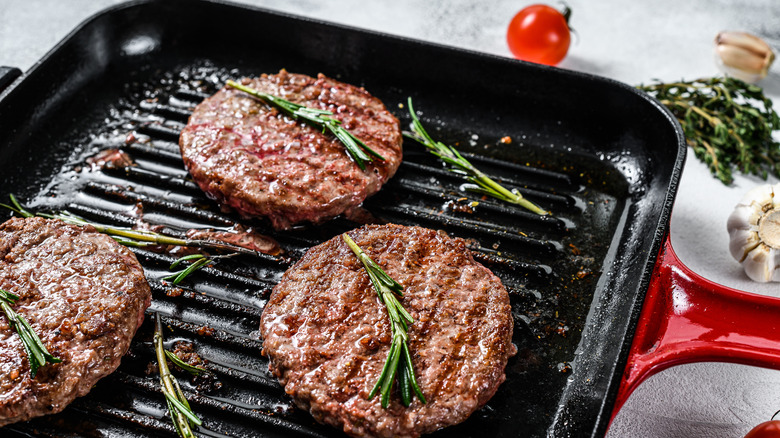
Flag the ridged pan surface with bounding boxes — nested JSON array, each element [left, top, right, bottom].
[[0, 1, 684, 437]]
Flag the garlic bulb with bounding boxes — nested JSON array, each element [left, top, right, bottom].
[[714, 31, 775, 84], [727, 182, 780, 282]]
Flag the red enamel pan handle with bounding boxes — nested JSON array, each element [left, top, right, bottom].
[[612, 233, 780, 422]]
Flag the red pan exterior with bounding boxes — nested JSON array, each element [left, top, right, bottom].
[[613, 234, 780, 423]]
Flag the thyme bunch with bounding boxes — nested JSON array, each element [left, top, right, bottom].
[[226, 80, 385, 170], [342, 233, 426, 408], [404, 98, 548, 215], [638, 77, 780, 185], [0, 289, 61, 377]]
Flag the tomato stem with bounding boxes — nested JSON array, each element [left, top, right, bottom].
[[559, 3, 576, 38], [561, 4, 572, 25]]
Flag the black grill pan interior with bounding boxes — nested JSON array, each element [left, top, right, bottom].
[[0, 1, 684, 437]]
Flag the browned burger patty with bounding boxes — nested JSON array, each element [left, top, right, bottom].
[[179, 70, 403, 230], [0, 217, 151, 426], [260, 224, 516, 438]]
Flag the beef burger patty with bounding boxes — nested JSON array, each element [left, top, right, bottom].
[[261, 224, 516, 438], [0, 217, 151, 426], [179, 70, 403, 230]]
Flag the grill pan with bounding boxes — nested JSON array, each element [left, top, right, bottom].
[[0, 0, 699, 436]]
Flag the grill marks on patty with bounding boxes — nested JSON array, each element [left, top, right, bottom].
[[179, 70, 403, 230], [0, 217, 151, 426], [260, 224, 516, 438]]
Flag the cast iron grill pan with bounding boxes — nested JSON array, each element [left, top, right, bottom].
[[0, 1, 683, 437]]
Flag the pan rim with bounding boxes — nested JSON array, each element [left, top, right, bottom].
[[0, 0, 688, 436]]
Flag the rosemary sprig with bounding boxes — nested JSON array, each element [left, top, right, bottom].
[[342, 233, 426, 408], [44, 211, 260, 257], [0, 289, 61, 377], [1, 195, 255, 285], [404, 98, 548, 215], [0, 194, 33, 218], [638, 77, 780, 185], [163, 253, 237, 285], [1, 195, 260, 257], [164, 350, 207, 377], [155, 314, 203, 438], [226, 80, 385, 170]]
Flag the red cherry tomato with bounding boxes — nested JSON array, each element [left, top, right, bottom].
[[506, 4, 572, 66], [745, 420, 780, 437]]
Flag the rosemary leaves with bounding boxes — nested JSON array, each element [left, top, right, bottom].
[[638, 77, 780, 185], [163, 253, 238, 285], [226, 80, 385, 170], [1, 195, 259, 256], [164, 254, 213, 285], [0, 289, 61, 377], [2, 195, 256, 285], [155, 314, 203, 438], [404, 98, 548, 215], [342, 233, 426, 408], [44, 211, 260, 257]]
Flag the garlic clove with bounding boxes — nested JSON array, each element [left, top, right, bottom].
[[741, 244, 780, 282], [727, 204, 762, 230], [773, 248, 780, 283], [727, 182, 780, 282], [738, 182, 779, 207], [728, 227, 761, 262], [714, 31, 776, 83]]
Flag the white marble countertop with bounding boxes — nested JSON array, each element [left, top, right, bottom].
[[2, 1, 780, 436]]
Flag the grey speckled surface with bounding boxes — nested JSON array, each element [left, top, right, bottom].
[[2, 1, 780, 436]]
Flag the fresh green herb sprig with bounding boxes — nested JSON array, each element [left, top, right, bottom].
[[404, 98, 548, 215], [0, 289, 61, 377], [1, 194, 260, 285], [0, 195, 259, 257], [164, 349, 207, 377], [163, 253, 237, 285], [1, 195, 33, 218], [155, 314, 203, 438], [342, 233, 426, 408], [226, 80, 385, 170], [638, 77, 780, 185], [46, 211, 259, 257]]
